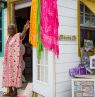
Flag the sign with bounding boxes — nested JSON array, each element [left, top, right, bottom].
[[59, 34, 77, 41]]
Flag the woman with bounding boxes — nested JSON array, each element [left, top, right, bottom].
[[2, 21, 30, 97]]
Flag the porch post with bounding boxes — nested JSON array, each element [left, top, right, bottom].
[[6, 0, 16, 93], [11, 3, 15, 23], [7, 0, 11, 25], [7, 0, 15, 24]]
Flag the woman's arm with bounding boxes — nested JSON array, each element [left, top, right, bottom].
[[21, 21, 30, 40]]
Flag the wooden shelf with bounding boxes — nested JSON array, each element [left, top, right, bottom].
[[75, 75, 95, 79], [80, 24, 95, 29]]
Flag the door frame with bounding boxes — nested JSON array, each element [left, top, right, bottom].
[[14, 2, 56, 97], [15, 1, 31, 10]]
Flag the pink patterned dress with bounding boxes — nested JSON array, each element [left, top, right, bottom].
[[3, 33, 23, 88]]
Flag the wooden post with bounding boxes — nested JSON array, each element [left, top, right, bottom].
[[35, 93, 38, 97], [7, 0, 11, 25], [78, 0, 81, 56], [6, 0, 16, 93], [32, 92, 38, 97], [7, 0, 17, 24], [11, 3, 15, 23]]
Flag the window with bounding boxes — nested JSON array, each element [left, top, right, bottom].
[[80, 3, 95, 47], [37, 48, 48, 83], [78, 1, 95, 56], [0, 10, 4, 57]]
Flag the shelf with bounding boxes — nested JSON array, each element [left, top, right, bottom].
[[80, 24, 95, 29], [74, 75, 95, 79]]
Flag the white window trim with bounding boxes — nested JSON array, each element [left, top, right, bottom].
[[15, 1, 31, 10]]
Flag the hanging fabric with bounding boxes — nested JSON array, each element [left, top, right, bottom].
[[37, 0, 43, 60], [29, 0, 38, 47], [41, 0, 59, 57]]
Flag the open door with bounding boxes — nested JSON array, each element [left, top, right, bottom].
[[33, 48, 56, 97]]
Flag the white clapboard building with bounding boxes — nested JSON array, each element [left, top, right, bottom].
[[0, 0, 95, 97]]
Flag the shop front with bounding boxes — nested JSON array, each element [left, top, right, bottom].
[[5, 0, 55, 97], [2, 0, 95, 97], [72, 0, 95, 97], [1, 0, 79, 97]]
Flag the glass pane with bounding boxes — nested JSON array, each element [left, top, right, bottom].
[[80, 29, 84, 47], [0, 17, 2, 28], [85, 6, 90, 14], [91, 17, 95, 26], [44, 49, 48, 65], [40, 66, 44, 81], [39, 51, 44, 65], [80, 3, 84, 12], [80, 13, 84, 24], [45, 67, 48, 83], [0, 30, 2, 41], [85, 16, 90, 25], [0, 11, 2, 16], [0, 42, 2, 52], [37, 48, 48, 82], [37, 65, 40, 80]]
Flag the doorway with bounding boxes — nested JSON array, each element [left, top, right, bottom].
[[15, 7, 32, 84]]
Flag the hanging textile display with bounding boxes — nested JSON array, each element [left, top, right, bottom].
[[37, 0, 43, 60], [41, 0, 59, 57], [29, 0, 38, 47]]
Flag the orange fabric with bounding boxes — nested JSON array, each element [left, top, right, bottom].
[[29, 0, 38, 47]]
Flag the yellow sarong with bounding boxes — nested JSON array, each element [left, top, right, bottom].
[[29, 0, 38, 47]]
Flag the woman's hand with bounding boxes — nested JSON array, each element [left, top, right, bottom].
[[21, 20, 30, 40], [23, 20, 30, 32]]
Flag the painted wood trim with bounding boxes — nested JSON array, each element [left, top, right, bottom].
[[10, 0, 19, 3], [7, 1, 15, 24], [33, 92, 38, 97], [78, 0, 81, 56], [15, 1, 31, 10], [11, 3, 15, 23], [0, 10, 4, 57], [7, 1, 11, 24]]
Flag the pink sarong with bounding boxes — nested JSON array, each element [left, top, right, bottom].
[[41, 0, 59, 57], [3, 33, 22, 88]]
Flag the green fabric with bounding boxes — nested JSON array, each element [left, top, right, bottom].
[[37, 0, 43, 60]]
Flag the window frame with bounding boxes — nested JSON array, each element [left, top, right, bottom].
[[78, 0, 81, 56], [78, 0, 95, 56], [36, 48, 48, 84]]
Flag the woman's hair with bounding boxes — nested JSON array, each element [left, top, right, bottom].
[[8, 24, 18, 34]]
